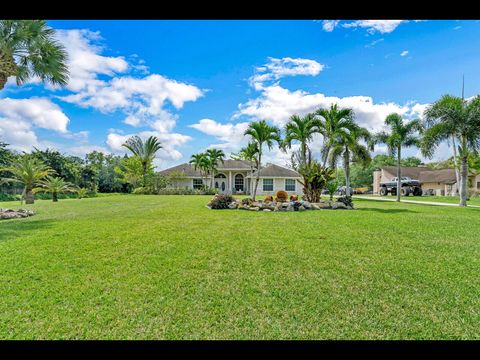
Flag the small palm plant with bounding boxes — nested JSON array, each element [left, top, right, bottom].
[[76, 187, 88, 199], [34, 176, 76, 202], [0, 155, 53, 204], [122, 136, 162, 187], [326, 180, 339, 202]]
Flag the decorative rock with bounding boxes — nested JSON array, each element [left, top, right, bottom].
[[262, 209, 272, 212], [248, 207, 260, 211], [301, 201, 312, 209], [298, 205, 306, 211], [332, 202, 347, 209], [315, 202, 332, 209], [228, 202, 238, 209], [286, 204, 293, 211], [310, 203, 320, 210], [0, 208, 35, 220]]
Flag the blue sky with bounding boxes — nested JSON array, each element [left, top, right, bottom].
[[1, 20, 480, 169]]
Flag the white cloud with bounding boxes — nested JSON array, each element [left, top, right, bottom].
[[322, 20, 340, 32], [400, 50, 409, 57], [55, 29, 129, 92], [342, 20, 407, 34], [106, 130, 191, 163], [250, 57, 325, 90], [189, 118, 251, 153], [453, 26, 462, 30], [365, 38, 384, 48]]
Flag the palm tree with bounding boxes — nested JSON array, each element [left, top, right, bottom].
[[0, 155, 53, 204], [371, 113, 423, 202], [314, 104, 357, 167], [329, 124, 371, 197], [34, 176, 76, 202], [421, 95, 480, 206], [0, 20, 69, 91], [282, 113, 320, 166], [205, 148, 225, 188], [244, 120, 281, 200], [189, 153, 209, 187], [122, 135, 162, 187]]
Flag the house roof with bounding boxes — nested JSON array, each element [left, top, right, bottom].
[[418, 168, 457, 184], [380, 166, 457, 184], [249, 163, 301, 178], [158, 159, 252, 177]]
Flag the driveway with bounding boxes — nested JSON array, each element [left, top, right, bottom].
[[352, 196, 480, 208]]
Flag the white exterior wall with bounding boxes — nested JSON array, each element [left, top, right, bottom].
[[254, 177, 304, 196]]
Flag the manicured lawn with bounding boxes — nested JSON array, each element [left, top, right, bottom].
[[1, 195, 480, 339], [355, 194, 480, 206]]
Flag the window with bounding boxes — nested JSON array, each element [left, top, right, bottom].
[[234, 174, 244, 191], [263, 178, 273, 191], [193, 178, 203, 189], [285, 179, 296, 191], [477, 182, 480, 189]]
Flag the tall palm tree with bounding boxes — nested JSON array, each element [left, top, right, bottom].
[[282, 113, 320, 166], [244, 120, 281, 200], [329, 125, 371, 197], [122, 135, 162, 187], [0, 155, 53, 204], [421, 95, 480, 206], [34, 176, 76, 202], [189, 153, 209, 187], [205, 148, 225, 188], [0, 20, 69, 90], [371, 113, 423, 202], [314, 104, 357, 167]]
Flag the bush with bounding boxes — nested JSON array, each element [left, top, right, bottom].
[[264, 195, 273, 202], [208, 194, 236, 209], [34, 193, 79, 200], [242, 198, 254, 205], [0, 193, 21, 202], [132, 187, 217, 195], [290, 195, 298, 201], [275, 190, 288, 202]]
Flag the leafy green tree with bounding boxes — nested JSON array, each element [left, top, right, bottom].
[[297, 160, 334, 202], [0, 155, 53, 204], [114, 155, 145, 190], [244, 120, 281, 200], [205, 148, 225, 188], [421, 95, 480, 206], [31, 148, 83, 184], [76, 187, 88, 199], [371, 113, 423, 202], [34, 175, 76, 202], [122, 136, 162, 187], [282, 113, 320, 166], [0, 20, 69, 90], [315, 104, 357, 167], [326, 180, 339, 201]]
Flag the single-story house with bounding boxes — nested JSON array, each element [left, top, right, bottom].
[[158, 159, 304, 196], [373, 166, 480, 196]]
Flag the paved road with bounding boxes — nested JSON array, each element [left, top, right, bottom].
[[352, 196, 480, 208]]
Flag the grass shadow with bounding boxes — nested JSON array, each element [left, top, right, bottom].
[[355, 207, 418, 214], [0, 218, 55, 244]]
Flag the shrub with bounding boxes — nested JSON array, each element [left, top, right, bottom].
[[242, 198, 254, 205], [275, 190, 288, 202], [289, 194, 298, 201], [264, 195, 273, 202], [0, 193, 21, 202], [208, 194, 236, 209]]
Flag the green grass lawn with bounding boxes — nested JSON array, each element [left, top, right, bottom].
[[1, 195, 480, 339], [355, 194, 480, 206]]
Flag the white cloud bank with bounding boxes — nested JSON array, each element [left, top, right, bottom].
[[321, 20, 412, 34]]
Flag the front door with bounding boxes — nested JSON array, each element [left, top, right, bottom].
[[215, 179, 227, 194]]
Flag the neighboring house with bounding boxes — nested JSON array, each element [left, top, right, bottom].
[[158, 159, 304, 196], [373, 166, 480, 196]]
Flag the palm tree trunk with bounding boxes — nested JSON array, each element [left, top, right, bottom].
[[322, 144, 331, 168], [452, 134, 459, 195], [396, 146, 401, 202], [52, 191, 58, 202], [25, 187, 34, 204], [301, 142, 307, 166], [460, 154, 468, 207], [142, 162, 147, 187], [344, 148, 351, 197]]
